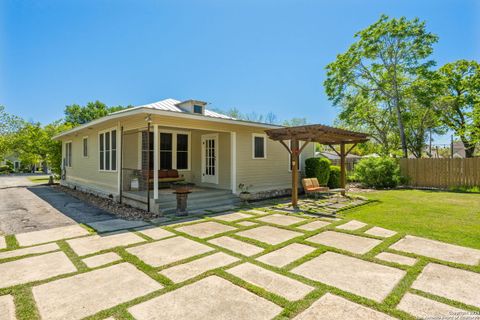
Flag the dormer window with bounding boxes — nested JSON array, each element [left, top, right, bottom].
[[176, 100, 207, 115], [193, 105, 203, 114]]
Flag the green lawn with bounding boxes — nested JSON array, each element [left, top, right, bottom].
[[345, 189, 480, 249], [27, 176, 52, 184]]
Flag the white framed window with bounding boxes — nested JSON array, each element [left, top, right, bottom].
[[99, 128, 117, 171], [65, 142, 72, 167], [252, 133, 267, 159], [159, 130, 191, 171], [82, 137, 88, 158]]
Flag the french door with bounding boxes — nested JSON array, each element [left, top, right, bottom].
[[201, 134, 218, 184]]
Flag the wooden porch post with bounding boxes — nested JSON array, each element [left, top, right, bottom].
[[340, 142, 346, 196], [291, 138, 299, 207]]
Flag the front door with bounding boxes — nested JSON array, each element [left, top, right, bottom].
[[201, 134, 218, 184]]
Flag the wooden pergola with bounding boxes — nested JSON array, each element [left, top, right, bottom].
[[265, 124, 369, 207]]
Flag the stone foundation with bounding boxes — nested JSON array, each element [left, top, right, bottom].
[[60, 180, 119, 202]]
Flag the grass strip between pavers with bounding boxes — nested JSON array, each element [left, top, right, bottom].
[[2, 197, 480, 320]]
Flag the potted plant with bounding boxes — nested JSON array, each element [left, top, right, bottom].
[[238, 183, 253, 203]]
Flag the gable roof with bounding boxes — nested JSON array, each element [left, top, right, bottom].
[[54, 98, 281, 139]]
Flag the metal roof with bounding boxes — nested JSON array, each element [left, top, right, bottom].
[[134, 98, 235, 120]]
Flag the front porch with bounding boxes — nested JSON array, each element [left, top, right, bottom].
[[119, 122, 237, 214]]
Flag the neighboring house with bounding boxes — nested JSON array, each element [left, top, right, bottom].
[[315, 151, 362, 171], [53, 98, 315, 214]]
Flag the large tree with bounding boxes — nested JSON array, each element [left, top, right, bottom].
[[324, 15, 438, 158], [432, 60, 480, 157], [0, 106, 25, 159], [64, 101, 130, 126]]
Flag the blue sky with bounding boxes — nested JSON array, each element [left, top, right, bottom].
[[1, 0, 478, 143]]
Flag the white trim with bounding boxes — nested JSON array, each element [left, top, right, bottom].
[[98, 127, 118, 172], [65, 141, 73, 168], [230, 132, 237, 194], [82, 136, 89, 158], [116, 123, 121, 195], [158, 129, 192, 171], [137, 133, 142, 170], [53, 107, 282, 140], [153, 125, 159, 199], [252, 133, 267, 159], [201, 133, 219, 184]]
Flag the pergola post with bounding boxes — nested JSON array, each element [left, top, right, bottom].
[[340, 142, 346, 196], [291, 138, 299, 207]]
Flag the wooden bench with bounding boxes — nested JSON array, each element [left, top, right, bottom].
[[143, 169, 185, 188], [302, 178, 345, 198]]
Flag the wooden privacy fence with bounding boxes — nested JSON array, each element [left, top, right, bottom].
[[399, 158, 480, 188]]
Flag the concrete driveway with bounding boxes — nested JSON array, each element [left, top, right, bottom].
[[0, 175, 114, 235]]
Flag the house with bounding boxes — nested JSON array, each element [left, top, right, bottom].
[[0, 153, 22, 172], [315, 151, 362, 172], [53, 98, 315, 214]]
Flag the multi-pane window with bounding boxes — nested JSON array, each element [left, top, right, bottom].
[[159, 131, 190, 170], [99, 129, 117, 171], [253, 134, 266, 159], [176, 134, 189, 170], [65, 142, 72, 167], [159, 133, 172, 170], [83, 137, 88, 157]]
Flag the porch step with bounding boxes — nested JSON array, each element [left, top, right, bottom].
[[155, 190, 241, 214]]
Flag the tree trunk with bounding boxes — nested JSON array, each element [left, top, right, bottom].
[[462, 139, 476, 158], [394, 100, 408, 158]]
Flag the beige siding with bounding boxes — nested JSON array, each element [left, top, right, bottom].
[[63, 122, 119, 195], [58, 113, 315, 196]]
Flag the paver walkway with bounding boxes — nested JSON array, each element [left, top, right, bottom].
[[1, 206, 479, 320]]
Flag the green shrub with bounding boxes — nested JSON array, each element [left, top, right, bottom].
[[328, 165, 341, 188], [305, 157, 331, 186], [0, 165, 12, 174], [353, 157, 401, 188]]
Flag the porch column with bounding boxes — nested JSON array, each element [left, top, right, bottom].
[[153, 124, 159, 200], [291, 138, 299, 207], [230, 132, 237, 194]]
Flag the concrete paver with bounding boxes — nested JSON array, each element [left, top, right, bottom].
[[257, 243, 316, 267], [67, 232, 145, 256], [396, 293, 465, 319], [126, 236, 214, 267], [292, 252, 406, 302], [128, 275, 282, 320], [0, 294, 15, 320], [336, 220, 367, 231], [208, 236, 264, 256], [306, 231, 381, 254], [257, 214, 305, 226], [87, 219, 150, 233], [412, 263, 480, 308], [0, 243, 59, 260], [0, 251, 77, 289], [213, 212, 253, 222], [236, 226, 303, 245], [16, 224, 90, 246], [160, 252, 238, 283], [33, 263, 162, 320], [375, 252, 417, 266], [82, 252, 122, 268], [176, 221, 236, 239], [0, 237, 5, 250], [390, 235, 480, 265], [227, 262, 314, 301], [294, 293, 395, 320], [365, 227, 397, 238], [297, 220, 330, 231], [135, 227, 174, 240]]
